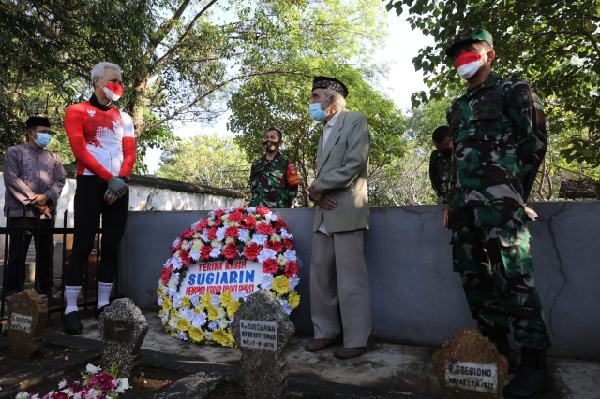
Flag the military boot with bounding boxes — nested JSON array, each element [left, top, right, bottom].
[[503, 347, 550, 398], [487, 333, 519, 374]]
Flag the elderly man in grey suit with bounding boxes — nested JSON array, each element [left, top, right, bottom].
[[304, 76, 372, 359]]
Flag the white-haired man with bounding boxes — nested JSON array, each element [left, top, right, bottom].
[[63, 62, 136, 334], [305, 76, 373, 359]]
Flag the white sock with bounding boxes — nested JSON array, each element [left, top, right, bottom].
[[97, 282, 113, 308], [64, 286, 81, 314]]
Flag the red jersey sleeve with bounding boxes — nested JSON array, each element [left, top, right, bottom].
[[64, 103, 113, 181], [118, 111, 136, 177]]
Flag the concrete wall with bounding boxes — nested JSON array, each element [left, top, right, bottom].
[[117, 202, 600, 361]]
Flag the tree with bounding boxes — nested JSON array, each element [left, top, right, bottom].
[[157, 134, 250, 190], [385, 0, 600, 174]]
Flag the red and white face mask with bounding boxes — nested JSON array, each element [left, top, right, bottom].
[[102, 81, 124, 102], [454, 51, 486, 80]]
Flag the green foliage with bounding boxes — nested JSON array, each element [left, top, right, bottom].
[[385, 0, 600, 172], [157, 134, 250, 190]]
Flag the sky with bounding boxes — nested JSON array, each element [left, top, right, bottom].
[[144, 7, 433, 174]]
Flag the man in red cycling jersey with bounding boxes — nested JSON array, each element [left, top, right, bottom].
[[63, 62, 136, 334]]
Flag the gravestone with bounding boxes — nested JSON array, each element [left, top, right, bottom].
[[432, 328, 509, 399], [231, 290, 295, 399], [7, 289, 48, 360], [98, 298, 148, 378]]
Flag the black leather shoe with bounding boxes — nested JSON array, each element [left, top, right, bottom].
[[63, 311, 83, 335], [95, 304, 109, 319]]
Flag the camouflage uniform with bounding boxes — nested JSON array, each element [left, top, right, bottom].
[[447, 71, 550, 350], [248, 152, 300, 208], [428, 149, 453, 204]]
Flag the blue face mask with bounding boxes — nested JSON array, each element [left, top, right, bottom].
[[34, 133, 52, 148], [309, 103, 326, 122]]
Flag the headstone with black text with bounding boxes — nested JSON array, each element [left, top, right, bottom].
[[231, 290, 295, 399], [98, 298, 148, 377], [7, 289, 48, 360], [432, 328, 509, 399]]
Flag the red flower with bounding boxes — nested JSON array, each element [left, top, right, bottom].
[[256, 222, 275, 236], [243, 242, 261, 260], [160, 267, 172, 284], [53, 392, 69, 399], [181, 228, 194, 239], [225, 226, 239, 238], [229, 211, 244, 223], [263, 258, 279, 274], [195, 219, 208, 231], [207, 228, 217, 241], [283, 239, 293, 250], [214, 217, 223, 226], [223, 242, 238, 260], [179, 249, 191, 265], [265, 239, 283, 253], [242, 215, 256, 229], [285, 261, 298, 278], [257, 206, 270, 216], [214, 209, 226, 217], [201, 245, 211, 260], [275, 218, 288, 230]]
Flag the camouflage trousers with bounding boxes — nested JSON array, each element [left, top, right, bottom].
[[451, 205, 550, 350]]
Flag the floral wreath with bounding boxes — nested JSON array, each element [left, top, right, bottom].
[[157, 207, 300, 347]]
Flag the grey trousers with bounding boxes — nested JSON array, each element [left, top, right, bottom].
[[309, 230, 372, 348]]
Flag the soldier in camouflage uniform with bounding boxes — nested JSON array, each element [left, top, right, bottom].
[[445, 28, 550, 398], [248, 127, 300, 208], [428, 125, 453, 204]]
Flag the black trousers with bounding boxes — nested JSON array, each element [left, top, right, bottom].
[[6, 217, 54, 295], [66, 175, 128, 286]]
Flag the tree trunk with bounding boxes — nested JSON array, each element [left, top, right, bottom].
[[131, 76, 148, 137]]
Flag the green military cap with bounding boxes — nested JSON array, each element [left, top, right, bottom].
[[445, 28, 493, 57]]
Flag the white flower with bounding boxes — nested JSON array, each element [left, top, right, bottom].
[[290, 276, 300, 289], [263, 211, 274, 222], [280, 228, 293, 239], [278, 299, 292, 315], [238, 228, 249, 242], [181, 240, 191, 251], [216, 226, 226, 241], [192, 312, 206, 328], [15, 393, 30, 399], [178, 331, 189, 341], [57, 379, 67, 389], [219, 318, 230, 329], [251, 233, 268, 246], [115, 378, 130, 393], [209, 246, 221, 258], [211, 295, 221, 307], [246, 207, 257, 213], [179, 308, 194, 321], [208, 210, 216, 219], [172, 237, 181, 248], [157, 296, 163, 306], [208, 321, 219, 331], [167, 286, 177, 297], [233, 292, 248, 301], [72, 393, 82, 399], [189, 249, 201, 261], [170, 255, 183, 270], [86, 388, 100, 399], [169, 316, 179, 330], [172, 293, 182, 308], [85, 363, 101, 374], [200, 229, 209, 242], [283, 249, 297, 262], [161, 311, 169, 323], [261, 274, 274, 290], [257, 248, 277, 263], [190, 295, 200, 307]]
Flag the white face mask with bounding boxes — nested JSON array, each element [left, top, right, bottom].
[[454, 51, 486, 80]]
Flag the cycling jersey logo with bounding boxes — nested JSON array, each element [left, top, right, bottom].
[[87, 109, 96, 118]]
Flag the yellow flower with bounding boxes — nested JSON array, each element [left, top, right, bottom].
[[162, 296, 172, 310], [288, 291, 300, 309], [181, 296, 191, 308], [191, 240, 203, 251], [221, 291, 234, 307], [272, 275, 290, 294], [201, 293, 212, 307], [277, 255, 287, 266], [212, 329, 235, 347], [194, 305, 205, 314], [177, 318, 191, 332], [188, 327, 204, 343], [226, 300, 240, 318], [207, 305, 219, 321]]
